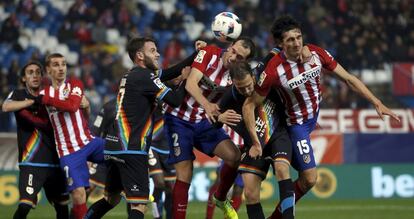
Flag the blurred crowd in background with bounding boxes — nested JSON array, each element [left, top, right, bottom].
[[0, 0, 413, 131]]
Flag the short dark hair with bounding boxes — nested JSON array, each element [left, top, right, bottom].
[[229, 60, 252, 81], [271, 15, 302, 44], [127, 37, 156, 61], [19, 60, 44, 84], [233, 36, 256, 60], [45, 53, 64, 66]]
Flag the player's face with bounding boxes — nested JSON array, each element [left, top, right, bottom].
[[142, 41, 160, 71], [234, 74, 255, 97], [22, 64, 42, 90], [280, 28, 303, 60], [223, 40, 251, 68], [47, 57, 67, 82]]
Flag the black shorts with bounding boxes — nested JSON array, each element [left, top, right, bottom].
[[18, 165, 68, 207], [148, 147, 176, 181], [89, 163, 107, 189], [151, 137, 168, 150], [239, 125, 292, 180], [104, 154, 149, 204]]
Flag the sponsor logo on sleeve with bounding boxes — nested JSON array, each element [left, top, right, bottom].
[[195, 50, 207, 63], [153, 78, 167, 89], [257, 71, 267, 86], [71, 86, 82, 97]]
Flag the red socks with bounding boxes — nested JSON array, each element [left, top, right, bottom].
[[72, 203, 87, 219], [173, 180, 190, 219], [293, 180, 305, 202], [231, 194, 242, 211], [206, 182, 219, 219], [214, 163, 238, 201]]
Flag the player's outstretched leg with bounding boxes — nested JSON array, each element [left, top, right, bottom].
[[212, 139, 241, 219]]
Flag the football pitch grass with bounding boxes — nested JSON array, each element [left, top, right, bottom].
[[1, 199, 413, 219]]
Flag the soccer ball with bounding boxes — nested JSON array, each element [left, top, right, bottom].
[[211, 12, 242, 42]]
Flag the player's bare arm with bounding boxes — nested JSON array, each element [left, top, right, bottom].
[[185, 67, 220, 122], [180, 66, 191, 81], [332, 64, 400, 122], [80, 96, 90, 109], [3, 95, 50, 129], [242, 91, 265, 158], [195, 40, 207, 51], [300, 45, 312, 63], [80, 96, 91, 118], [2, 99, 35, 112]]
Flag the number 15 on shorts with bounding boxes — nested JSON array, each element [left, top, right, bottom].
[[297, 139, 310, 155]]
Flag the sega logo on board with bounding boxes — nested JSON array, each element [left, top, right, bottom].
[[317, 109, 414, 133]]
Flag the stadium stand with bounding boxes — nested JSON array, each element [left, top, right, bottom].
[[0, 0, 413, 131]]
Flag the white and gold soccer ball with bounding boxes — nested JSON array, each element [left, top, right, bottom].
[[211, 12, 242, 42]]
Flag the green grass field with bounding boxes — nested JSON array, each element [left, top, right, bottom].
[[1, 199, 413, 219]]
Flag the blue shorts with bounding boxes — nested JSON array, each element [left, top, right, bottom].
[[288, 115, 318, 171], [59, 137, 105, 192], [164, 114, 229, 164], [217, 160, 244, 188]]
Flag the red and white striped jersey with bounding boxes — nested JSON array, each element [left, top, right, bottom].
[[40, 79, 94, 157], [164, 45, 232, 123], [223, 124, 244, 149], [255, 44, 338, 125]]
